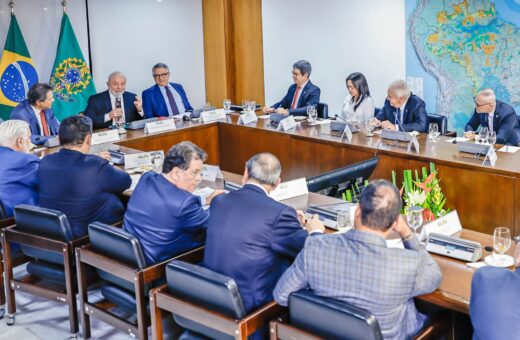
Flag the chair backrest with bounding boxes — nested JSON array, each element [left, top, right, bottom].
[[166, 260, 246, 339], [317, 102, 328, 119], [88, 222, 147, 292], [289, 290, 383, 340], [0, 199, 6, 220], [427, 113, 448, 135]]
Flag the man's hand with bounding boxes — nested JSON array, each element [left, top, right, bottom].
[[464, 131, 475, 139], [97, 150, 112, 161], [275, 108, 289, 115], [305, 214, 325, 234], [392, 215, 413, 239], [108, 108, 124, 120], [369, 117, 381, 127], [205, 189, 226, 205], [381, 120, 397, 130], [296, 210, 307, 226], [263, 107, 275, 114], [134, 95, 143, 112]]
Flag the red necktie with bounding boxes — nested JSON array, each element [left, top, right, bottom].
[[291, 86, 301, 109], [40, 110, 50, 136]]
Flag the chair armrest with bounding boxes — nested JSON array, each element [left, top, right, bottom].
[[241, 301, 287, 335], [0, 217, 15, 228], [70, 235, 90, 247]]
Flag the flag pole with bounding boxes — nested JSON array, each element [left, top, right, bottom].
[[9, 0, 14, 14], [61, 0, 67, 14]]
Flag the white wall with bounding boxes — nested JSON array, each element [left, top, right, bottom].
[[262, 0, 406, 114], [0, 0, 206, 109]]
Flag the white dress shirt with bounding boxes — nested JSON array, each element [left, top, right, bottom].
[[30, 105, 44, 134], [340, 95, 375, 124], [159, 84, 187, 116]]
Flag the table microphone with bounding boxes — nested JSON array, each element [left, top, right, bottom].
[[115, 96, 122, 109]]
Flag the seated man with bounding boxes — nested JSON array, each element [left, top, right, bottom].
[[464, 88, 520, 145], [0, 120, 39, 217], [10, 83, 60, 145], [372, 79, 427, 132], [470, 248, 520, 340], [274, 180, 442, 340], [124, 141, 223, 265], [38, 115, 131, 238], [85, 71, 144, 129], [142, 63, 193, 119], [263, 60, 320, 116], [203, 153, 324, 314]]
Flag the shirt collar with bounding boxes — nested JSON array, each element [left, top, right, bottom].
[[345, 228, 388, 247], [30, 104, 42, 115], [297, 80, 309, 91], [399, 98, 408, 112]]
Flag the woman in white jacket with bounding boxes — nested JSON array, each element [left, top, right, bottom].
[[340, 72, 375, 125]]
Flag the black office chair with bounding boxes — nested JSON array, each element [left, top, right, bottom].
[[427, 113, 448, 135], [2, 204, 90, 335], [317, 103, 328, 119], [149, 260, 284, 340], [0, 200, 6, 220]]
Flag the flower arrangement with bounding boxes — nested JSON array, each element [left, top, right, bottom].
[[392, 162, 449, 222]]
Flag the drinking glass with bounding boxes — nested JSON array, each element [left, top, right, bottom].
[[223, 99, 231, 113], [488, 131, 497, 145], [336, 210, 352, 232], [307, 106, 318, 124], [428, 123, 439, 140], [242, 100, 251, 112], [493, 227, 512, 266], [249, 101, 256, 112], [114, 114, 125, 134], [479, 127, 489, 144], [407, 206, 423, 236]]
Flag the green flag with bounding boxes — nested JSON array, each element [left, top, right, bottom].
[[0, 14, 39, 120], [50, 13, 96, 120]]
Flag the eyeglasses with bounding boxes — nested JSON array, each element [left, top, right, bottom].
[[153, 72, 169, 79]]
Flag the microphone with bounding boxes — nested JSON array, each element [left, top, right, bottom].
[[373, 140, 383, 158], [394, 109, 407, 133], [115, 96, 122, 109]]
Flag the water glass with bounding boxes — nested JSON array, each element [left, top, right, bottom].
[[249, 101, 256, 112], [114, 114, 125, 134], [223, 99, 231, 113], [307, 106, 318, 124], [493, 227, 511, 265], [407, 206, 423, 235], [428, 123, 439, 140], [242, 100, 251, 112], [336, 210, 352, 232], [488, 131, 497, 145], [479, 127, 489, 144]]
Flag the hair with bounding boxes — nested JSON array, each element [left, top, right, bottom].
[[387, 79, 411, 101], [346, 72, 371, 110], [162, 141, 207, 173], [358, 180, 401, 232], [107, 71, 126, 82], [293, 60, 312, 77], [0, 120, 30, 147], [476, 88, 496, 104], [27, 83, 53, 105], [152, 63, 169, 73], [245, 153, 281, 186], [58, 115, 93, 146]]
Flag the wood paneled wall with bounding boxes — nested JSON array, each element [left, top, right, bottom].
[[202, 0, 265, 107]]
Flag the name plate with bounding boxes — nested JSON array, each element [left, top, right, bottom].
[[144, 118, 176, 134], [407, 133, 420, 153], [341, 124, 353, 142], [238, 110, 258, 125], [201, 164, 224, 182], [201, 109, 227, 123], [420, 210, 462, 241], [483, 147, 497, 167], [124, 152, 152, 169], [91, 129, 120, 145], [277, 115, 297, 131], [270, 177, 308, 201]]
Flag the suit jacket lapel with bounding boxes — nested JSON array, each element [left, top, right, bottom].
[[24, 101, 41, 134], [104, 91, 112, 115]]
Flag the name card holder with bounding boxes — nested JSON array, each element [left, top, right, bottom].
[[238, 110, 258, 125], [341, 124, 353, 142], [124, 152, 153, 169], [407, 133, 420, 153], [277, 115, 297, 132], [144, 118, 176, 134], [91, 129, 120, 145], [420, 210, 463, 241], [270, 177, 308, 201], [201, 164, 224, 182], [201, 109, 227, 123], [483, 147, 497, 167]]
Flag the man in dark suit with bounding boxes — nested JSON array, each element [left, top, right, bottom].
[[124, 142, 224, 265], [142, 63, 193, 119], [263, 60, 321, 116], [203, 153, 324, 315], [85, 71, 144, 129], [10, 83, 60, 145], [464, 88, 520, 145], [0, 120, 39, 217], [38, 115, 131, 238], [372, 79, 428, 132]]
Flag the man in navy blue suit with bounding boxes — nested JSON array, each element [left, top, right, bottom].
[[38, 115, 131, 238], [10, 83, 60, 145], [263, 60, 321, 116], [203, 153, 324, 315], [0, 120, 39, 217], [464, 88, 520, 145], [372, 79, 428, 132], [141, 63, 193, 119], [470, 246, 520, 339], [85, 71, 144, 129], [124, 141, 224, 265]]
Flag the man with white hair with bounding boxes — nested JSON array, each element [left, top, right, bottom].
[[0, 120, 40, 217], [85, 71, 144, 129], [464, 88, 520, 145], [372, 79, 428, 132]]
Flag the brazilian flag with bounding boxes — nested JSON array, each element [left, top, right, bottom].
[[0, 14, 39, 121], [50, 13, 96, 120]]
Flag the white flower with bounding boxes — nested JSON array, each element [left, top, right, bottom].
[[407, 189, 426, 206]]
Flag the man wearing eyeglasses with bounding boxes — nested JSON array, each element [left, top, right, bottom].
[[141, 63, 194, 119], [464, 88, 520, 145]]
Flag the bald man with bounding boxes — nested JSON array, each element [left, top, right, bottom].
[[85, 71, 144, 129], [464, 89, 520, 145]]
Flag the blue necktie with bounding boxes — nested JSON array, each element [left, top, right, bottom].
[[165, 86, 180, 116], [395, 108, 401, 125]]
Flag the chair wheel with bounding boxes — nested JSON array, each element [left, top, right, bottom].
[[6, 315, 14, 326], [0, 307, 4, 319]]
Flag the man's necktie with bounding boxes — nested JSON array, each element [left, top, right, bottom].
[[291, 86, 301, 109], [40, 110, 50, 136], [395, 108, 401, 126], [165, 86, 180, 116]]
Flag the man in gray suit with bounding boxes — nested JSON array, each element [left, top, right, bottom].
[[273, 180, 442, 340]]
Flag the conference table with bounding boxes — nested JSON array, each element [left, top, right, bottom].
[[37, 111, 519, 315]]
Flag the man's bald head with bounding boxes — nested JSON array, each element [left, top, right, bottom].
[[245, 153, 281, 186], [358, 180, 402, 231], [475, 88, 497, 113]]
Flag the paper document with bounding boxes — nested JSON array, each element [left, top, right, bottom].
[[445, 137, 469, 143], [498, 145, 520, 153], [193, 186, 215, 205], [314, 119, 331, 125]]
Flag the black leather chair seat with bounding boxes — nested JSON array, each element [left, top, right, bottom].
[[179, 330, 212, 340], [26, 259, 97, 285], [101, 283, 141, 312]]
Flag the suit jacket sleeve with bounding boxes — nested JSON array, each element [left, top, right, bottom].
[[142, 90, 154, 118], [465, 111, 480, 132], [272, 87, 293, 109], [270, 206, 308, 258], [288, 86, 320, 116], [175, 84, 194, 112], [97, 160, 132, 193], [376, 100, 390, 121], [273, 249, 309, 306], [496, 109, 517, 144], [403, 236, 442, 296], [401, 99, 427, 132], [178, 194, 210, 232], [85, 95, 107, 129]]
